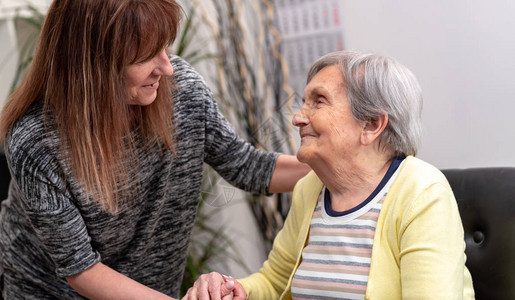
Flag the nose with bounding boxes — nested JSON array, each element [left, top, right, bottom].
[[154, 49, 174, 76], [292, 104, 309, 128]]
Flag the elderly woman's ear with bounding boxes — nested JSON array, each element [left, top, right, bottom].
[[360, 113, 388, 146]]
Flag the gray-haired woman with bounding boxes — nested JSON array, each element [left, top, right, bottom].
[[184, 51, 475, 300], [0, 0, 310, 299]]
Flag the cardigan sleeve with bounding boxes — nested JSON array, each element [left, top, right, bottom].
[[398, 182, 467, 299], [365, 157, 474, 299]]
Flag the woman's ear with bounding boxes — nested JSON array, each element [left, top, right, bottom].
[[361, 113, 388, 146]]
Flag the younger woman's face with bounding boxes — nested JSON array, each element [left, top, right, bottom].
[[124, 48, 174, 106]]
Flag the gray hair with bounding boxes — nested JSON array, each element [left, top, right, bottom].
[[307, 51, 423, 156]]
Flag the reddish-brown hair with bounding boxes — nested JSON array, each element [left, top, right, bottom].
[[0, 0, 182, 212]]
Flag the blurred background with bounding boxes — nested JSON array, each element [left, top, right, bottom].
[[1, 0, 515, 290]]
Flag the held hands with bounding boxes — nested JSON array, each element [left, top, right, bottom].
[[182, 272, 247, 300]]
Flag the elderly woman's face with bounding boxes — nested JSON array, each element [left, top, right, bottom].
[[293, 65, 364, 165]]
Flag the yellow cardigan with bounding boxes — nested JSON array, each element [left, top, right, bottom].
[[240, 156, 475, 299]]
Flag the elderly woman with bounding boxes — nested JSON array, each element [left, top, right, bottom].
[[184, 51, 475, 299], [0, 0, 310, 299]]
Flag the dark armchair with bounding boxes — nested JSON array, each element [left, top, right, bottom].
[[442, 168, 515, 300]]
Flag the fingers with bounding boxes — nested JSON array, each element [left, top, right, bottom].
[[183, 272, 232, 300], [222, 275, 246, 300], [182, 287, 197, 300], [221, 292, 234, 300], [219, 278, 234, 298], [198, 277, 214, 300], [229, 279, 247, 300]]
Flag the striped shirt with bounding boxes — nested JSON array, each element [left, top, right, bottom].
[[291, 157, 404, 300]]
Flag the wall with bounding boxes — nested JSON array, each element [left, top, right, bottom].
[[338, 0, 515, 169]]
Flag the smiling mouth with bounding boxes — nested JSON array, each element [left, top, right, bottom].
[[300, 130, 315, 138], [144, 82, 158, 87]]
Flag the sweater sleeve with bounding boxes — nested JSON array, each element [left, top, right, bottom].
[[170, 56, 279, 195], [398, 182, 467, 299], [7, 121, 101, 278], [204, 97, 279, 194]]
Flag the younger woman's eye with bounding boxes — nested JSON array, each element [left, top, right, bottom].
[[135, 57, 152, 64]]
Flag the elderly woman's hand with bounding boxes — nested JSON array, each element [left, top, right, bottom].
[[181, 272, 246, 300]]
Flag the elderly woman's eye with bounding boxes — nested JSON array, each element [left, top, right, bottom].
[[316, 97, 326, 105]]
